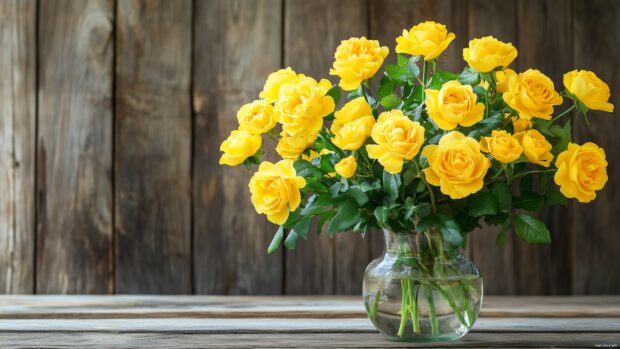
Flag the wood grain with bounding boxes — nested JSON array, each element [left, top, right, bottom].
[[513, 0, 573, 295], [114, 0, 192, 294], [0, 295, 617, 347], [0, 295, 618, 319], [36, 0, 114, 294], [0, 0, 36, 294], [192, 0, 283, 294], [283, 0, 371, 295], [0, 332, 618, 349], [466, 0, 518, 295], [572, 0, 620, 294]]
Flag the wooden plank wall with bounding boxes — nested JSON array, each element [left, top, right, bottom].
[[0, 0, 618, 295]]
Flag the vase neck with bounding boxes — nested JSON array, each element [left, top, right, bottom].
[[382, 229, 456, 260]]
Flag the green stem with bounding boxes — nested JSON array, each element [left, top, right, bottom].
[[511, 168, 556, 180], [408, 281, 420, 334], [551, 103, 576, 123], [369, 290, 381, 321], [398, 280, 409, 337], [459, 281, 474, 326], [425, 285, 439, 335]]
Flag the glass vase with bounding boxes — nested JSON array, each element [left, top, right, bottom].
[[363, 229, 483, 342]]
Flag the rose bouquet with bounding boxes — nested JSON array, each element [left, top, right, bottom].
[[219, 21, 613, 341]]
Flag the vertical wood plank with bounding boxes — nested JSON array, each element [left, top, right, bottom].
[[467, 0, 518, 295], [192, 0, 283, 294], [0, 0, 36, 294], [514, 0, 573, 295], [37, 0, 114, 293], [572, 0, 620, 294], [284, 0, 369, 295], [115, 0, 192, 294]]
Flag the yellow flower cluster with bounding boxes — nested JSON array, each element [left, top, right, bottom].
[[220, 19, 614, 228]]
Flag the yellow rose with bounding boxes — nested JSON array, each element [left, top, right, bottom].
[[554, 142, 608, 203], [332, 115, 374, 151], [237, 100, 278, 134], [335, 156, 357, 178], [480, 130, 523, 163], [259, 67, 299, 104], [276, 131, 318, 159], [366, 110, 425, 174], [495, 68, 516, 93], [395, 21, 455, 61], [219, 129, 262, 166], [515, 129, 553, 167], [503, 69, 563, 120], [275, 75, 335, 136], [332, 97, 373, 132], [463, 36, 517, 73], [511, 116, 532, 133], [563, 70, 614, 112], [249, 159, 306, 225], [425, 80, 485, 130], [330, 37, 389, 91], [422, 131, 490, 199]]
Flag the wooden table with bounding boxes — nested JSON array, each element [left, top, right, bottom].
[[0, 296, 618, 348]]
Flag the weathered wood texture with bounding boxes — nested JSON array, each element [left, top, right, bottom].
[[283, 0, 371, 295], [0, 295, 618, 347], [512, 0, 574, 295], [36, 0, 114, 294], [0, 0, 618, 295], [572, 0, 620, 294], [192, 0, 283, 295], [0, 0, 36, 294], [114, 0, 192, 294]]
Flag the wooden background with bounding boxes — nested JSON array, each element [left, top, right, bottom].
[[0, 0, 618, 295]]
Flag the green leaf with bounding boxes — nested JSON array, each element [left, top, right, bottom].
[[458, 67, 479, 85], [468, 190, 500, 217], [380, 93, 402, 109], [300, 195, 324, 216], [348, 186, 369, 206], [284, 230, 298, 250], [329, 182, 344, 198], [383, 171, 400, 202], [545, 187, 568, 206], [437, 213, 463, 246], [326, 85, 341, 105], [384, 60, 419, 83], [378, 76, 396, 99], [292, 217, 313, 240], [550, 120, 572, 156], [373, 206, 389, 228], [316, 210, 336, 235], [513, 192, 544, 212], [267, 226, 284, 254], [491, 181, 512, 211], [514, 213, 551, 243], [402, 164, 420, 185], [293, 160, 322, 178], [416, 215, 435, 233], [414, 202, 432, 218], [470, 117, 502, 135], [360, 180, 381, 192], [327, 200, 362, 235], [403, 197, 415, 220]]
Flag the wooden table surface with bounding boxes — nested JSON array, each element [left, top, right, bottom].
[[0, 296, 618, 348]]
